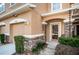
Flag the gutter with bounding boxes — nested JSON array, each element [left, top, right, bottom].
[[41, 7, 78, 17]]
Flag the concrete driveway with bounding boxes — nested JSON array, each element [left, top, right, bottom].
[[0, 43, 15, 55]]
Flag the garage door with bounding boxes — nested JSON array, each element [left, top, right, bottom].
[[10, 23, 27, 42]]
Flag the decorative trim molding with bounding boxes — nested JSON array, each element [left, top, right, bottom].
[[64, 18, 75, 22], [9, 18, 27, 24], [42, 22, 47, 25], [0, 22, 6, 26], [23, 34, 44, 39]]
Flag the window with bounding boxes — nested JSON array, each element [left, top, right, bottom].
[[10, 3, 15, 7], [51, 3, 62, 12], [0, 3, 5, 13]]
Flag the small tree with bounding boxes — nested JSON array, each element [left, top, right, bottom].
[[0, 34, 5, 44], [14, 36, 25, 54]]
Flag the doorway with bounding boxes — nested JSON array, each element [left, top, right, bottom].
[[50, 22, 61, 41], [76, 25, 79, 35]]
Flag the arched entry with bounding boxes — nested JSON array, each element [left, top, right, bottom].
[[47, 18, 64, 41]]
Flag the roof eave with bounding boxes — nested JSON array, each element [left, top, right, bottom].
[[41, 7, 78, 17], [0, 3, 36, 20]]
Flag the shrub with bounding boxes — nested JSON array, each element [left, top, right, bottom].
[[32, 47, 39, 54], [0, 34, 5, 44], [36, 41, 46, 50], [59, 36, 79, 47], [32, 41, 47, 54], [14, 36, 25, 54]]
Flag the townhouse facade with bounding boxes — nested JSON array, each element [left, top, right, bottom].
[[0, 3, 79, 43]]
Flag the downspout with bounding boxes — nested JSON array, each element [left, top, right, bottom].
[[69, 3, 72, 37], [45, 25, 47, 42]]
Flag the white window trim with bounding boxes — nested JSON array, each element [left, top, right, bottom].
[[9, 3, 16, 8], [49, 22, 61, 41], [51, 3, 62, 12], [0, 3, 5, 14]]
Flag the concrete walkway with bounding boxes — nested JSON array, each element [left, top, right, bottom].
[[0, 41, 58, 55], [0, 43, 15, 55], [40, 41, 58, 55]]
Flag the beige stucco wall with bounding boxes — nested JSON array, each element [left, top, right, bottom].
[[33, 3, 49, 14], [3, 3, 71, 16], [31, 9, 42, 35], [0, 3, 72, 41], [43, 12, 69, 21], [62, 3, 70, 9], [0, 8, 43, 41], [0, 11, 32, 41]]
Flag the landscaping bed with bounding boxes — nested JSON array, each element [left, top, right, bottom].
[[55, 44, 79, 55], [14, 35, 47, 55], [55, 36, 79, 55]]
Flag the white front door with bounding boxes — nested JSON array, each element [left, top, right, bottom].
[[50, 22, 61, 41]]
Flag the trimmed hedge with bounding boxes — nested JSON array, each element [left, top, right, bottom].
[[32, 41, 47, 54], [14, 36, 25, 54], [59, 36, 79, 47], [0, 34, 5, 44]]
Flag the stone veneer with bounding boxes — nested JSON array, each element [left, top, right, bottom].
[[24, 36, 45, 51], [64, 22, 73, 37]]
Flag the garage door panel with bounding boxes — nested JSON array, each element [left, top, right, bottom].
[[10, 23, 27, 39]]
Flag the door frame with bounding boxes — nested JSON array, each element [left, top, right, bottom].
[[74, 24, 79, 36], [49, 22, 61, 41]]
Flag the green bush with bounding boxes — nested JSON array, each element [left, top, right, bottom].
[[32, 47, 39, 54], [0, 34, 5, 44], [32, 41, 47, 54], [36, 41, 46, 50], [73, 35, 79, 38], [59, 36, 79, 47], [14, 36, 25, 54]]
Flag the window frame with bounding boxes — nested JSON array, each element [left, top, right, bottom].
[[51, 3, 62, 12], [0, 3, 5, 14]]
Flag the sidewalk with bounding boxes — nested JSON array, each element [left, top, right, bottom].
[[40, 41, 58, 55], [0, 43, 15, 55]]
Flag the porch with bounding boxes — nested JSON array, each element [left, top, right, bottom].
[[72, 19, 79, 36], [42, 18, 64, 42]]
